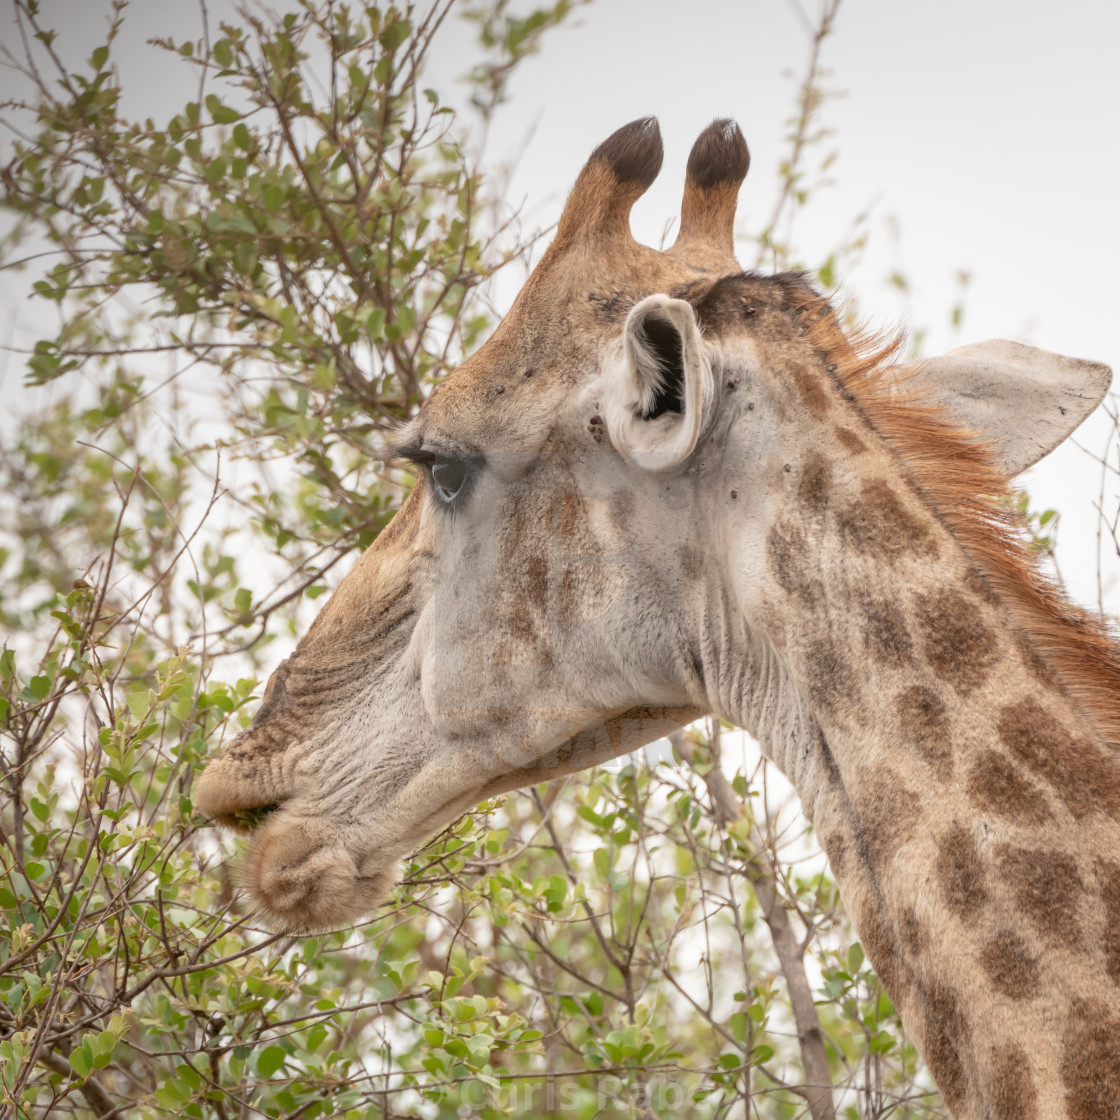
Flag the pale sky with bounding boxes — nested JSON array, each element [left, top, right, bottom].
[[3, 0, 1119, 607]]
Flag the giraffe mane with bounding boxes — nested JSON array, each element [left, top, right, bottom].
[[786, 280, 1120, 751]]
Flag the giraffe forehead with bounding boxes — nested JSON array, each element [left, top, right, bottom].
[[434, 267, 824, 406]]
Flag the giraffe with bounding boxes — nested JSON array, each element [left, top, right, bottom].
[[195, 118, 1120, 1117]]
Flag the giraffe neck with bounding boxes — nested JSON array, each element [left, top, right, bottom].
[[698, 462, 1120, 1118]]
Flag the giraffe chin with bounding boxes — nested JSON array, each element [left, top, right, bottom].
[[238, 811, 396, 934]]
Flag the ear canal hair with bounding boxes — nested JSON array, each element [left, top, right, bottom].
[[672, 118, 749, 262], [637, 315, 686, 420]]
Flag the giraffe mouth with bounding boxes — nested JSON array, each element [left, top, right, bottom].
[[221, 801, 282, 834], [193, 735, 298, 836]]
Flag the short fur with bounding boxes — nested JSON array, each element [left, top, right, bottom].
[[777, 279, 1120, 750]]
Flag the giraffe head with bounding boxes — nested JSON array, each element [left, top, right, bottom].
[[195, 118, 1110, 934]]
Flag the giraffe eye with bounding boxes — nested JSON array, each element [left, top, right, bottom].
[[431, 458, 468, 503]]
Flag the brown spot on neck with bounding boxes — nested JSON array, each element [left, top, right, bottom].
[[859, 595, 914, 669], [963, 564, 998, 606], [914, 588, 1000, 694], [896, 685, 953, 778], [966, 750, 1051, 825], [801, 636, 860, 720], [998, 699, 1120, 820], [680, 543, 702, 581], [855, 897, 907, 998], [834, 425, 867, 455], [995, 845, 1084, 947], [789, 362, 832, 418], [766, 518, 825, 608], [989, 1044, 1039, 1120], [979, 931, 1041, 1000], [835, 479, 932, 562], [524, 554, 549, 613], [920, 982, 972, 1111], [855, 770, 922, 874], [898, 906, 927, 957], [797, 452, 832, 513], [1014, 632, 1063, 693], [1095, 859, 1120, 986], [938, 823, 989, 920], [1060, 1002, 1120, 1120], [559, 491, 585, 541]]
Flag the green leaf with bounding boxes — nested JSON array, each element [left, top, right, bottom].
[[378, 18, 411, 52], [125, 690, 150, 720], [869, 1029, 896, 1055], [847, 942, 864, 973], [468, 1031, 493, 1054], [395, 305, 416, 335], [176, 1062, 203, 1090], [70, 1047, 92, 1079], [91, 46, 108, 70], [155, 1079, 192, 1108], [206, 94, 241, 124], [592, 846, 611, 880], [256, 1045, 286, 1078]]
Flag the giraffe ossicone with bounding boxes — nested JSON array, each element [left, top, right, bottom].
[[196, 117, 1120, 1118]]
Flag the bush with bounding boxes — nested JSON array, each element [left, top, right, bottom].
[[1, 2, 944, 1116]]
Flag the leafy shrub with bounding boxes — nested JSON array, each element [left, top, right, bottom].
[[1, 2, 942, 1116]]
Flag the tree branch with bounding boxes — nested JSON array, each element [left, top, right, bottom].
[[673, 730, 837, 1120]]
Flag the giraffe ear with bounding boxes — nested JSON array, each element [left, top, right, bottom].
[[897, 339, 1111, 476], [602, 294, 715, 471]]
